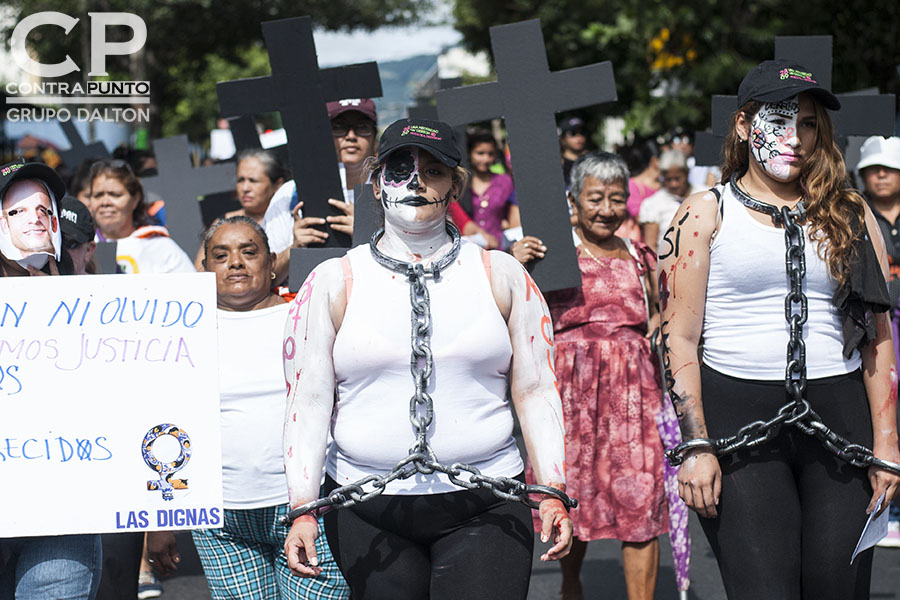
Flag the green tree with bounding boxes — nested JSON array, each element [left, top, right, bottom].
[[452, 0, 900, 140], [3, 0, 432, 142]]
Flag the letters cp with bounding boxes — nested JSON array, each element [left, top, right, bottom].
[[11, 12, 147, 77]]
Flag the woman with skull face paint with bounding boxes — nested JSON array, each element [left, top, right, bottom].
[[660, 60, 900, 598], [282, 118, 573, 599]]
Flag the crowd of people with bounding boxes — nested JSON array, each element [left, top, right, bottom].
[[1, 56, 900, 600]]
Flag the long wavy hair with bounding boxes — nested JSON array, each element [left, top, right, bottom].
[[721, 96, 866, 289]]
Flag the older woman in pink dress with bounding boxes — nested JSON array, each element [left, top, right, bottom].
[[525, 151, 667, 600]]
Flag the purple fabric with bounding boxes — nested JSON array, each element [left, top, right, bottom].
[[470, 173, 515, 242], [656, 393, 691, 592]]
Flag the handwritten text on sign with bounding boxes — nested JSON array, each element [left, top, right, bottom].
[[0, 273, 222, 537]]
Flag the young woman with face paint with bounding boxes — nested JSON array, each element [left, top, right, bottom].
[[660, 60, 900, 598], [281, 118, 573, 599]]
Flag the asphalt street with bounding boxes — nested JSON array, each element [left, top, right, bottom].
[[156, 516, 900, 599]]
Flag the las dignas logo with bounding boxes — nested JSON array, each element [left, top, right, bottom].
[[142, 423, 192, 501], [6, 12, 151, 124]]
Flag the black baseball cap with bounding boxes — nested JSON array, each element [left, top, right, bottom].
[[0, 159, 67, 204], [59, 195, 95, 245], [559, 116, 586, 135], [737, 59, 840, 110], [377, 118, 461, 167]]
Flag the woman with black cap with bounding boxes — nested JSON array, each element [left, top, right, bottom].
[[660, 59, 900, 598], [281, 118, 573, 598]]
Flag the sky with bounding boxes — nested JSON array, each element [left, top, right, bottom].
[[313, 23, 463, 67]]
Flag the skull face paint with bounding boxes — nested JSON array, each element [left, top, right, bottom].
[[381, 148, 421, 206], [379, 147, 453, 226], [749, 98, 801, 181]]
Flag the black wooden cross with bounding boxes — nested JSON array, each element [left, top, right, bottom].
[[216, 16, 382, 248], [287, 182, 381, 290], [694, 35, 896, 166], [436, 19, 618, 292], [140, 135, 236, 258], [93, 240, 118, 274], [228, 116, 261, 152], [58, 121, 109, 169]]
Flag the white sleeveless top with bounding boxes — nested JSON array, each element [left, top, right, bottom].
[[329, 241, 523, 494], [702, 183, 861, 380]]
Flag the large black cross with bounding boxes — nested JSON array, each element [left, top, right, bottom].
[[694, 35, 896, 166], [141, 135, 236, 258], [58, 121, 109, 169], [93, 240, 118, 274], [436, 19, 618, 292], [288, 182, 381, 290], [216, 16, 382, 248], [228, 116, 261, 152]]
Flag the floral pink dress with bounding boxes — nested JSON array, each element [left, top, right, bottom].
[[532, 241, 668, 542]]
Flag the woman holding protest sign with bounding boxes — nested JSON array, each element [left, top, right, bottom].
[[147, 216, 348, 600], [0, 159, 102, 600]]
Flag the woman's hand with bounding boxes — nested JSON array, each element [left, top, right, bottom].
[[538, 498, 573, 561], [325, 198, 354, 236], [677, 449, 722, 518], [292, 202, 329, 247], [510, 236, 546, 264], [146, 530, 180, 576], [284, 515, 323, 577], [867, 444, 900, 516]]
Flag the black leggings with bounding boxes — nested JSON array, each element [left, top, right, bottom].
[[323, 474, 534, 600], [699, 366, 874, 600]]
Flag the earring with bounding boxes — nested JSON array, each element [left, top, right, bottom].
[[271, 272, 276, 280]]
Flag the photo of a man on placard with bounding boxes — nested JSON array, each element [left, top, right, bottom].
[[0, 161, 64, 269]]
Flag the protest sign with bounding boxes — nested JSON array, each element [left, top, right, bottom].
[[0, 273, 222, 537]]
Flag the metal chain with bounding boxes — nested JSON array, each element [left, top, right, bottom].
[[282, 223, 577, 526], [667, 191, 900, 477]]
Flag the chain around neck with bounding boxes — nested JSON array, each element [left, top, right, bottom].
[[730, 172, 805, 226], [369, 221, 462, 280]]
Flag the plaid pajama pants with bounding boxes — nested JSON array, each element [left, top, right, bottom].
[[192, 503, 349, 600]]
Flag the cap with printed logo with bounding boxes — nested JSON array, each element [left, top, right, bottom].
[[0, 159, 66, 204], [737, 59, 841, 111], [377, 118, 462, 167], [326, 98, 377, 122], [59, 195, 95, 245]]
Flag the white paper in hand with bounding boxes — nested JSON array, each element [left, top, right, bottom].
[[851, 492, 888, 564]]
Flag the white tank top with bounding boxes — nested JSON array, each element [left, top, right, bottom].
[[330, 241, 523, 494], [702, 183, 860, 379]]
